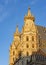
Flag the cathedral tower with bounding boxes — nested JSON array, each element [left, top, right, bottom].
[[9, 8, 46, 65]]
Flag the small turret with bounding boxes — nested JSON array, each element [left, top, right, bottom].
[[14, 25, 20, 41], [14, 25, 20, 36], [23, 7, 35, 32]]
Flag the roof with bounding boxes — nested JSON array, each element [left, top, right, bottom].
[[36, 25, 46, 40], [32, 49, 46, 56]]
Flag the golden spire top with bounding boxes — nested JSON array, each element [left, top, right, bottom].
[[28, 7, 31, 16], [24, 7, 35, 21]]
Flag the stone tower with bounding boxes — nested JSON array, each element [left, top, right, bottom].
[[9, 8, 46, 65]]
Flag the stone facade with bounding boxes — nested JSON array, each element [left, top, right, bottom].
[[9, 8, 46, 65]]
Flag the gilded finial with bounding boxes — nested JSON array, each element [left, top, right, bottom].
[[28, 7, 31, 16]]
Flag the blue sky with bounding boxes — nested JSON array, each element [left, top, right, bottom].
[[0, 0, 46, 65]]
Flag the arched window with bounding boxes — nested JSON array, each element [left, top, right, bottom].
[[26, 44, 29, 48], [27, 59, 29, 64], [26, 36, 29, 41], [32, 44, 34, 48], [32, 36, 34, 41], [13, 51, 15, 55], [19, 51, 21, 57], [27, 52, 29, 56], [13, 58, 14, 61]]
